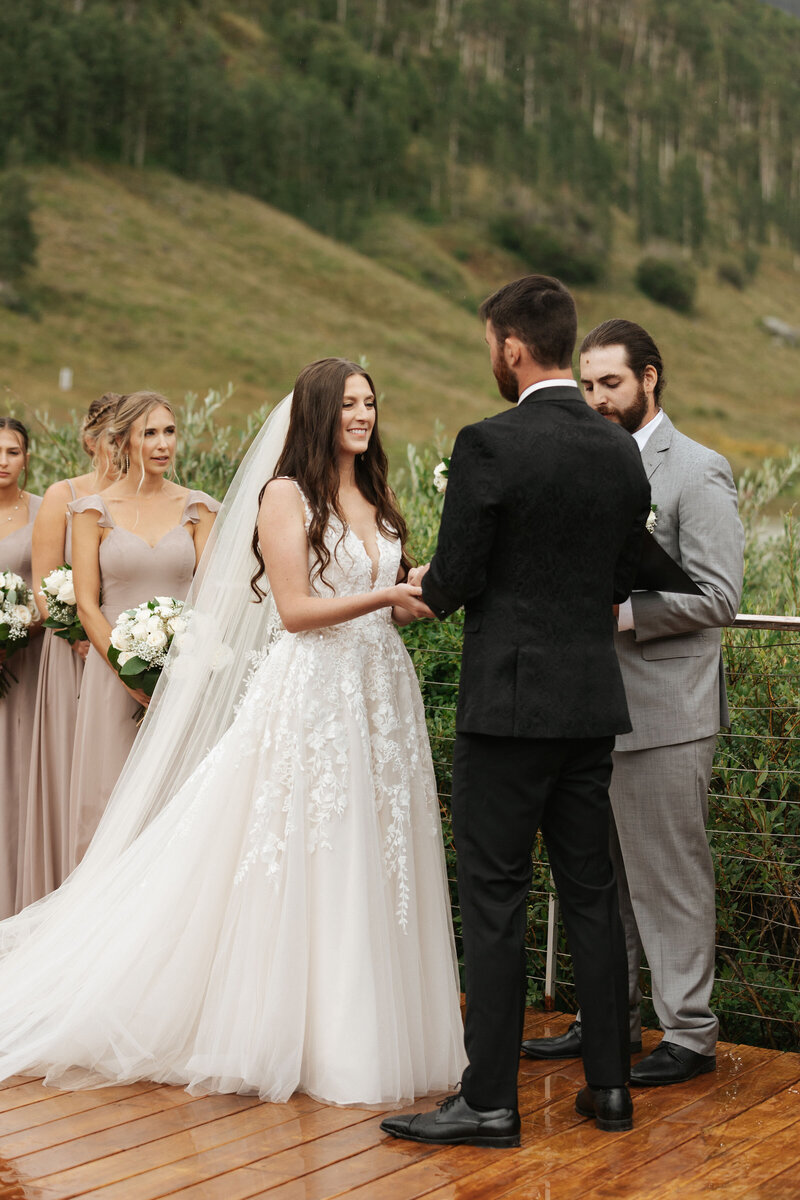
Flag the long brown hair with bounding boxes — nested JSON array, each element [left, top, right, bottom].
[[250, 358, 411, 601]]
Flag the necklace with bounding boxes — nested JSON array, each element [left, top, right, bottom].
[[0, 491, 23, 523]]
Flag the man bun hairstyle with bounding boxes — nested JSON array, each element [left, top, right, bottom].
[[478, 275, 578, 369], [580, 318, 666, 405]]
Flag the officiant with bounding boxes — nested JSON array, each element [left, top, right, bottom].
[[523, 319, 745, 1087]]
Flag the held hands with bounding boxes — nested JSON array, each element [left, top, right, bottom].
[[387, 582, 435, 622], [407, 563, 431, 588]]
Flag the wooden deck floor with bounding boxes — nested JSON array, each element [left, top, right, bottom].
[[0, 1012, 797, 1200]]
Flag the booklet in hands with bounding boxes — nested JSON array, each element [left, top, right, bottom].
[[634, 530, 702, 595]]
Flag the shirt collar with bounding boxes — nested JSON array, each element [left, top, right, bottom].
[[632, 407, 664, 450], [517, 379, 580, 406]]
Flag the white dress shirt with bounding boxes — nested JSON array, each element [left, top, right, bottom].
[[617, 409, 664, 630], [517, 378, 580, 405]]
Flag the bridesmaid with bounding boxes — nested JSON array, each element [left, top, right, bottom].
[[68, 391, 219, 868], [0, 418, 43, 919], [20, 395, 119, 908]]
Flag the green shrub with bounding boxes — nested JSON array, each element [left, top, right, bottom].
[[491, 212, 606, 285], [635, 255, 697, 312], [717, 260, 746, 290], [0, 170, 37, 284]]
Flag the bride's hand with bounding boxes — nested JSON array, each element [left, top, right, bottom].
[[386, 583, 435, 621]]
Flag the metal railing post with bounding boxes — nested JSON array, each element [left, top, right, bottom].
[[544, 871, 559, 1011]]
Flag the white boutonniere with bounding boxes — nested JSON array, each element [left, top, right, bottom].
[[646, 504, 658, 534], [433, 457, 450, 494]]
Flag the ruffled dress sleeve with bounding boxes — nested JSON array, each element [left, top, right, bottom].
[[180, 491, 222, 526], [67, 495, 114, 528]]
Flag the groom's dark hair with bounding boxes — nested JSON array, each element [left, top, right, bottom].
[[479, 275, 577, 369]]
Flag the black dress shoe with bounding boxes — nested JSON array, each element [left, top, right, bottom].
[[575, 1084, 633, 1131], [630, 1041, 716, 1086], [380, 1093, 521, 1147], [521, 1021, 642, 1060]]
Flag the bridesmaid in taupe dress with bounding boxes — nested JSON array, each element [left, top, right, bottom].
[[20, 396, 119, 908], [69, 392, 218, 869], [0, 418, 43, 919]]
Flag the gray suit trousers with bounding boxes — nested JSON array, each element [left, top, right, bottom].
[[608, 735, 719, 1055]]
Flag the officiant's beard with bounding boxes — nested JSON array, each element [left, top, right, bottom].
[[598, 383, 649, 433], [493, 357, 519, 404]]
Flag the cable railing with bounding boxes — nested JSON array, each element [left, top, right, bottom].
[[409, 613, 800, 1052]]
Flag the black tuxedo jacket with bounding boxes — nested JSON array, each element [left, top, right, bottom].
[[422, 386, 651, 739]]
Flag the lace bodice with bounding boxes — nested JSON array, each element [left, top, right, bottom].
[[266, 483, 402, 645]]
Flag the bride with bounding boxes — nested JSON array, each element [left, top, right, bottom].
[[0, 358, 467, 1106]]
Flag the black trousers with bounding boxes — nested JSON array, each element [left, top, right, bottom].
[[452, 731, 630, 1109]]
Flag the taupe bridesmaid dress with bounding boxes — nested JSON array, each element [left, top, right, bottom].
[[19, 482, 83, 908], [67, 490, 219, 870], [0, 494, 43, 919]]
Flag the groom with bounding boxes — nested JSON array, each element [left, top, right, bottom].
[[380, 276, 651, 1147]]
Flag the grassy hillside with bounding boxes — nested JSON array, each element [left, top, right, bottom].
[[2, 163, 800, 478]]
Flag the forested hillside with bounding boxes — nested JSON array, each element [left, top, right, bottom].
[[3, 0, 800, 264]]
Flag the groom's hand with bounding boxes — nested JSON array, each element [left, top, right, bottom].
[[408, 563, 431, 587]]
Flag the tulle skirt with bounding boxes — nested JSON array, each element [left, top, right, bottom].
[[0, 621, 466, 1106]]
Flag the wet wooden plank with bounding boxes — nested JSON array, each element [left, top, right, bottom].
[[494, 1049, 800, 1200], [634, 1081, 800, 1200], [0, 1082, 160, 1138], [32, 1096, 350, 1199], [16, 1092, 261, 1183], [409, 1043, 790, 1200]]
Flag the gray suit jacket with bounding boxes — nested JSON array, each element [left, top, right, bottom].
[[614, 412, 744, 752]]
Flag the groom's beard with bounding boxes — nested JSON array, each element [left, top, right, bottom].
[[493, 358, 519, 404]]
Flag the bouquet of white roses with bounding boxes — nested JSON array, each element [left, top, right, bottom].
[[107, 596, 187, 704], [40, 565, 86, 645], [0, 570, 38, 699]]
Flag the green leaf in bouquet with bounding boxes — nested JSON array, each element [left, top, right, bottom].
[[142, 668, 161, 697], [107, 645, 120, 669], [119, 655, 150, 678]]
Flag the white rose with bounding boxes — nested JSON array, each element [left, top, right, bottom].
[[146, 614, 164, 634], [0, 613, 8, 626], [146, 629, 168, 650], [130, 621, 149, 642], [13, 605, 32, 627], [155, 595, 174, 607], [43, 570, 63, 593], [167, 615, 187, 636], [646, 507, 658, 534], [433, 462, 448, 494], [117, 651, 134, 666], [56, 581, 77, 606], [110, 625, 130, 651]]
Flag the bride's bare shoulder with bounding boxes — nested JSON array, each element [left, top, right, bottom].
[[260, 477, 304, 515]]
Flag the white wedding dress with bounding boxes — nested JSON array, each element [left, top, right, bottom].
[[0, 484, 466, 1106]]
